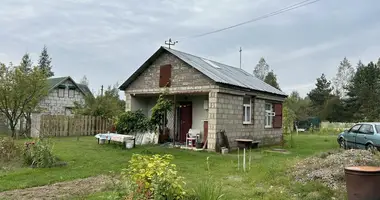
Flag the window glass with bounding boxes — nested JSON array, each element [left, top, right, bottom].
[[68, 89, 75, 98], [350, 124, 362, 133], [359, 124, 374, 134], [265, 103, 273, 128], [58, 88, 65, 98]]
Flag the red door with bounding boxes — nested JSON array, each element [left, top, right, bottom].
[[180, 103, 192, 142], [203, 121, 208, 144]]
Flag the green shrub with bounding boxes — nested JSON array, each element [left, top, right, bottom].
[[122, 154, 186, 200], [22, 138, 58, 168], [190, 176, 224, 200], [0, 137, 19, 162], [115, 110, 153, 134]]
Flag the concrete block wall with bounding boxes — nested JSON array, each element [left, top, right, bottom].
[[213, 92, 282, 149], [39, 80, 85, 115]]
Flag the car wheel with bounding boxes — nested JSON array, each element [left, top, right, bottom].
[[366, 143, 376, 151], [339, 138, 346, 149]]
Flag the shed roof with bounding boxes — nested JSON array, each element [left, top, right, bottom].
[[47, 76, 92, 96], [119, 46, 287, 97]]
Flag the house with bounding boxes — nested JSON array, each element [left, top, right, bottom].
[[119, 47, 287, 150], [39, 76, 92, 115]]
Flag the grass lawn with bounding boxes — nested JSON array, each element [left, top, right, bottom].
[[0, 134, 341, 199]]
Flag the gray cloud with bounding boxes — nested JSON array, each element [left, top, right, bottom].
[[0, 0, 379, 97]]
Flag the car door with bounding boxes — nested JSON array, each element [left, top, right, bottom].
[[356, 124, 372, 149], [345, 124, 362, 149]]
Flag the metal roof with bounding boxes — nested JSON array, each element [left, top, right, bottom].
[[119, 46, 287, 97], [47, 76, 92, 96], [164, 47, 287, 96]]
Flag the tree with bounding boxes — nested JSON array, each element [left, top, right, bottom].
[[20, 53, 32, 74], [74, 84, 124, 120], [345, 61, 380, 121], [264, 70, 280, 90], [0, 63, 49, 137], [332, 57, 355, 98], [80, 75, 89, 86], [38, 45, 54, 77], [253, 57, 269, 81], [307, 73, 333, 119]]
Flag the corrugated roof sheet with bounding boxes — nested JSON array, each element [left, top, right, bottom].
[[164, 47, 286, 96]]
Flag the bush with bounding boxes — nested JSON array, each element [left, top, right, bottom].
[[115, 110, 153, 134], [22, 138, 58, 168], [0, 137, 19, 162], [122, 154, 186, 200]]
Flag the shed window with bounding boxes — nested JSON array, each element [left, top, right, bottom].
[[159, 64, 172, 87], [58, 88, 65, 98], [243, 97, 252, 124], [68, 89, 75, 98]]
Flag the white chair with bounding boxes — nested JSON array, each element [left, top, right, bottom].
[[186, 129, 200, 148]]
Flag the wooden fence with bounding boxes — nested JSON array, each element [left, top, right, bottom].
[[40, 115, 113, 137]]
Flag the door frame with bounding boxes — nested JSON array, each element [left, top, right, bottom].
[[178, 102, 192, 143]]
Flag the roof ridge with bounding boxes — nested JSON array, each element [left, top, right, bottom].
[[163, 46, 245, 71]]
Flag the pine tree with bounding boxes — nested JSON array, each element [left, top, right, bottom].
[[20, 53, 32, 74], [253, 57, 269, 81], [38, 45, 54, 77], [307, 73, 332, 119], [264, 70, 280, 90]]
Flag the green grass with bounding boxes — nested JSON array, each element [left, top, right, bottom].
[[0, 134, 340, 199]]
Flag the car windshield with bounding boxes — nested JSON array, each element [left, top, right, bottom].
[[375, 125, 380, 133]]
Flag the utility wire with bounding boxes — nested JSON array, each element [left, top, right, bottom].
[[182, 0, 323, 40]]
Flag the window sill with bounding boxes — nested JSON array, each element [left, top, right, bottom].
[[243, 121, 252, 125], [264, 126, 273, 129]]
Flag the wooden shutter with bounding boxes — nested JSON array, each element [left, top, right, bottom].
[[159, 64, 172, 87], [273, 103, 283, 128]]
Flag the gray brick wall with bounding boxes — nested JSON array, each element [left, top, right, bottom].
[[125, 52, 216, 95], [39, 80, 86, 115]]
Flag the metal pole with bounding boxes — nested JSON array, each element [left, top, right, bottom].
[[249, 147, 251, 171], [238, 147, 240, 171], [239, 47, 242, 69], [243, 148, 246, 172]]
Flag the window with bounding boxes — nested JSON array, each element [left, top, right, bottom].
[[68, 89, 75, 98], [58, 88, 65, 98], [243, 97, 252, 124], [265, 103, 275, 128], [358, 124, 374, 134], [349, 124, 362, 133]]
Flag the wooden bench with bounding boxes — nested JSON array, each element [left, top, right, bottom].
[[235, 139, 261, 149]]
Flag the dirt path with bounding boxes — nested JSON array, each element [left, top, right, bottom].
[[0, 175, 114, 200]]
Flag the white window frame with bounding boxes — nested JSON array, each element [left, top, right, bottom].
[[68, 89, 75, 98], [243, 97, 252, 124], [265, 103, 275, 128], [58, 88, 65, 98]]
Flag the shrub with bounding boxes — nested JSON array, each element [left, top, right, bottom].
[[115, 110, 153, 134], [190, 176, 224, 200], [22, 138, 58, 168], [0, 137, 19, 162], [122, 154, 186, 200]]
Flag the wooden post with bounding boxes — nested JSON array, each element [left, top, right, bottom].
[[249, 147, 251, 171]]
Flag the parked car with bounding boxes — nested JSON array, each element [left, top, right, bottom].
[[337, 122, 380, 150]]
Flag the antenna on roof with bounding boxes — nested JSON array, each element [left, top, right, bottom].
[[239, 47, 242, 69], [165, 38, 178, 49]]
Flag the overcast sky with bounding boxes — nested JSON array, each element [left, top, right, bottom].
[[1, 0, 379, 98]]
